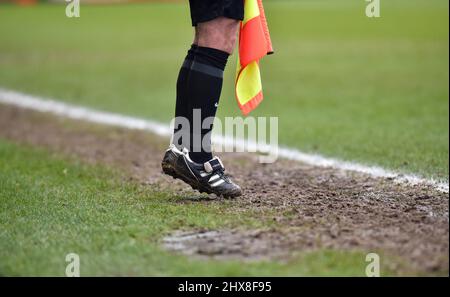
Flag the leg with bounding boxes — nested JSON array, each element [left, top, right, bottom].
[[194, 17, 240, 54], [174, 17, 239, 163], [173, 18, 239, 153], [162, 1, 243, 198], [187, 17, 239, 163]]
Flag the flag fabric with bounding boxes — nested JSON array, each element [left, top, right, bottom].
[[235, 0, 273, 115]]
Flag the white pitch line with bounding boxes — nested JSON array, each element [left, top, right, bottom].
[[0, 88, 448, 193]]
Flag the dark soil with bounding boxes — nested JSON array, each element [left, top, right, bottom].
[[0, 105, 448, 275]]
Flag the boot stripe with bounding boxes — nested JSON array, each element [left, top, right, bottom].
[[211, 179, 225, 187], [208, 174, 220, 182]]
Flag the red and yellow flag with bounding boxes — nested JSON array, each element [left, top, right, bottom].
[[235, 0, 273, 115]]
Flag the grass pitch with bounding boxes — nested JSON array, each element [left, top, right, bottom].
[[0, 0, 448, 277], [0, 107, 447, 276], [0, 0, 448, 180], [0, 139, 375, 276]]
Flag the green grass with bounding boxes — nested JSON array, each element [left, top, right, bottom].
[[0, 0, 448, 180], [0, 139, 390, 276]]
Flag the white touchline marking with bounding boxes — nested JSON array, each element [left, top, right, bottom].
[[0, 87, 448, 193]]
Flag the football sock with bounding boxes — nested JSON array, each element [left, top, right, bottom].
[[172, 45, 229, 164], [172, 44, 198, 148]]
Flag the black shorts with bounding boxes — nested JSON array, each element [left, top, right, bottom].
[[189, 0, 244, 26]]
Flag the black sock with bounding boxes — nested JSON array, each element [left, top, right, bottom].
[[187, 46, 229, 163], [172, 44, 197, 148]]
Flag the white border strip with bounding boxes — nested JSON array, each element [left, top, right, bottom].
[[0, 88, 448, 193]]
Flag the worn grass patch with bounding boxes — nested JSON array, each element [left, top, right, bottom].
[[0, 139, 410, 276]]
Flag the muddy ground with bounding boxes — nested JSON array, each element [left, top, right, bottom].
[[0, 105, 448, 275]]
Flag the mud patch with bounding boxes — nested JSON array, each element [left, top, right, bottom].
[[163, 229, 298, 262], [0, 104, 448, 274]]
